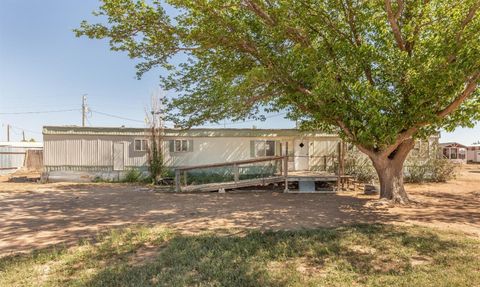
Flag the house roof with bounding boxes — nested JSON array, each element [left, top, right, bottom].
[[439, 142, 468, 148], [42, 126, 338, 138]]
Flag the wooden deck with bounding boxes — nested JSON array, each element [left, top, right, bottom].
[[287, 171, 339, 182], [178, 170, 343, 193], [174, 156, 354, 193], [180, 176, 285, 192]]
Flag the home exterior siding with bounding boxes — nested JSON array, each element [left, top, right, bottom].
[[42, 126, 439, 182], [44, 134, 150, 171], [43, 126, 340, 174]]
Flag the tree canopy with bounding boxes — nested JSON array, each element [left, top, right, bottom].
[[76, 0, 480, 202]]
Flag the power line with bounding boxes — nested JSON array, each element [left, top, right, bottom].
[[90, 109, 145, 124], [8, 124, 42, 135], [0, 109, 80, 115]]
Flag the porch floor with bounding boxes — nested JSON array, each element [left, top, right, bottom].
[[287, 170, 338, 182]]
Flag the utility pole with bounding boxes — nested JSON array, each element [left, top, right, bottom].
[[22, 130, 26, 142], [82, 95, 87, 127], [6, 124, 10, 142]]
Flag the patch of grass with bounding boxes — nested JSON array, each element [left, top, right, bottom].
[[0, 224, 478, 286]]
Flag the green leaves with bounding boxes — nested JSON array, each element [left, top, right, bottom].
[[76, 0, 480, 152]]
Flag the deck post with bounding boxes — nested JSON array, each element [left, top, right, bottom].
[[175, 169, 181, 192], [233, 164, 239, 182], [284, 142, 289, 192]]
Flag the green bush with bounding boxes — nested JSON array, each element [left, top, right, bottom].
[[404, 158, 456, 183], [344, 153, 377, 183], [122, 169, 145, 183], [429, 158, 457, 182], [342, 153, 456, 184], [404, 160, 429, 183]]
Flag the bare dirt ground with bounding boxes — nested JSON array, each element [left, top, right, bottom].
[[0, 165, 479, 257]]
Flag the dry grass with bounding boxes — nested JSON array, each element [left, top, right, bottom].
[[1, 224, 478, 287]]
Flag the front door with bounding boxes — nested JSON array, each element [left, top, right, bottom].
[[294, 139, 309, 170], [113, 142, 125, 171]]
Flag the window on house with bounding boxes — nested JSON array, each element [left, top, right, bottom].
[[134, 139, 148, 151], [450, 148, 457, 159], [253, 140, 276, 157], [175, 139, 188, 152], [169, 139, 191, 153], [443, 148, 449, 158], [459, 148, 466, 159]]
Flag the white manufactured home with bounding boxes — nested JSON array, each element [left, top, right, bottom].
[[43, 126, 344, 181]]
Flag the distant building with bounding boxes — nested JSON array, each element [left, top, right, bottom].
[[467, 144, 480, 163], [0, 141, 43, 175], [440, 142, 467, 163]]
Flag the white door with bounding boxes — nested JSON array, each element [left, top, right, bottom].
[[294, 139, 309, 170], [113, 142, 125, 171]]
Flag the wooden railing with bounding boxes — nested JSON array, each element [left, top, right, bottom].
[[174, 156, 288, 192]]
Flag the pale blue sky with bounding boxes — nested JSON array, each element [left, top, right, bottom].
[[0, 1, 478, 145]]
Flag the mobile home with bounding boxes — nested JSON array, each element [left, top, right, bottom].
[[43, 126, 342, 181], [440, 142, 468, 164]]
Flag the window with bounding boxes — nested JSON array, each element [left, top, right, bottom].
[[459, 148, 466, 160], [169, 139, 192, 153], [134, 139, 148, 151], [253, 140, 276, 157], [450, 148, 457, 159], [175, 139, 188, 152], [443, 148, 449, 158]]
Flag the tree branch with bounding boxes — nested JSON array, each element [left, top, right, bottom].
[[336, 119, 374, 157], [382, 70, 479, 157], [341, 0, 375, 85], [456, 1, 480, 43], [436, 71, 480, 118], [385, 0, 406, 51], [448, 1, 480, 62], [242, 0, 309, 45]]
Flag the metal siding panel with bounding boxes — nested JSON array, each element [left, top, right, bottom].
[[81, 138, 98, 166], [98, 138, 113, 166]]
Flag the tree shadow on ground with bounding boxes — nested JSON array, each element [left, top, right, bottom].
[[80, 224, 464, 287]]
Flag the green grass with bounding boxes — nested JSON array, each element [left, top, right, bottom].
[[1, 224, 479, 287]]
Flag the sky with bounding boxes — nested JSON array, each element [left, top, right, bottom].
[[0, 0, 478, 145]]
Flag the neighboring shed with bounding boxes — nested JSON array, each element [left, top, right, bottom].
[[0, 142, 43, 175]]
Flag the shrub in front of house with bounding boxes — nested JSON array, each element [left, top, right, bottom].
[[344, 154, 456, 184], [344, 153, 377, 183], [404, 158, 456, 183], [122, 168, 148, 183]]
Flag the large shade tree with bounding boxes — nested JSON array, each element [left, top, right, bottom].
[[76, 0, 480, 203]]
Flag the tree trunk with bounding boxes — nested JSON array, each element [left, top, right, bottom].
[[371, 157, 409, 204], [368, 139, 415, 204]]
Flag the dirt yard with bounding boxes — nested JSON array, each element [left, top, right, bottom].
[[0, 165, 479, 257]]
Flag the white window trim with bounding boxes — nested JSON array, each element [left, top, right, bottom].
[[134, 139, 148, 152], [254, 140, 276, 157], [173, 139, 189, 153]]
